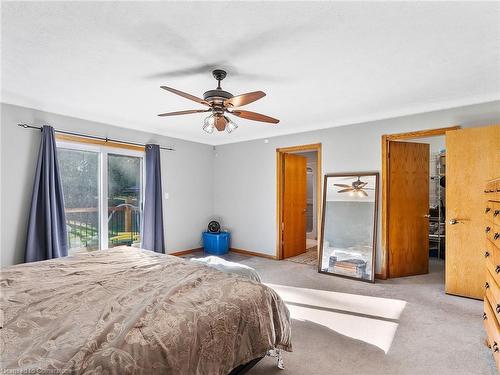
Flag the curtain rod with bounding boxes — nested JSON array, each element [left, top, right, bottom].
[[17, 123, 175, 151]]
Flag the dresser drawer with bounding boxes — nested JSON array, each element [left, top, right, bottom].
[[485, 201, 499, 225], [486, 239, 500, 284], [485, 180, 500, 202], [484, 298, 500, 369], [486, 223, 500, 246], [486, 270, 500, 322], [494, 201, 500, 226]]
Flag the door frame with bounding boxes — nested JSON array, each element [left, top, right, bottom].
[[380, 126, 460, 279], [276, 143, 322, 259]]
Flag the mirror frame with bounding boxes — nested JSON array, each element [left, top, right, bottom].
[[318, 171, 379, 283]]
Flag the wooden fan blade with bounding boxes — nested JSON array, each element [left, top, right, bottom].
[[359, 190, 369, 197], [334, 184, 352, 188], [160, 86, 210, 106], [158, 109, 210, 117], [358, 182, 368, 188], [337, 188, 354, 193], [224, 91, 265, 107], [230, 110, 279, 124], [214, 116, 227, 131]]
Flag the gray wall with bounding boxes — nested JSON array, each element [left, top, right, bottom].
[[212, 100, 500, 273], [0, 103, 214, 266]]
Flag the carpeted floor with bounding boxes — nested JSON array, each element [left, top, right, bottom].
[[183, 251, 496, 375]]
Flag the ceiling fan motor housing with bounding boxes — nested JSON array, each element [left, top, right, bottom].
[[203, 89, 233, 102], [353, 180, 363, 189]]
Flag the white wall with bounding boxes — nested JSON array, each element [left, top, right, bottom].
[[212, 101, 500, 273], [0, 103, 214, 266]]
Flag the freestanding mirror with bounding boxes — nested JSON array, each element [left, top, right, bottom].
[[318, 172, 379, 282]]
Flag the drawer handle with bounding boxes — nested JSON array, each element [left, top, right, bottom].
[[486, 282, 490, 289], [495, 233, 500, 241], [495, 210, 500, 217], [484, 312, 488, 320], [496, 304, 500, 314], [485, 251, 490, 258], [486, 227, 491, 233], [486, 207, 492, 214], [496, 265, 500, 274]]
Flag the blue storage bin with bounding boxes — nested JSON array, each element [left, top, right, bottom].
[[202, 231, 230, 255]]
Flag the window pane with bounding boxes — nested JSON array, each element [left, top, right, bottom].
[[107, 154, 142, 248], [58, 148, 100, 252]]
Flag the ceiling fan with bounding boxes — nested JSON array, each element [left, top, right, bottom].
[[334, 177, 374, 197], [158, 69, 279, 134]]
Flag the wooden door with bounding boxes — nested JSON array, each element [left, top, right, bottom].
[[446, 125, 500, 299], [388, 141, 430, 278], [283, 154, 307, 258]]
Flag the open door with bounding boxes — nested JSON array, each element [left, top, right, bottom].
[[283, 153, 307, 258], [446, 125, 500, 299], [388, 141, 430, 278]]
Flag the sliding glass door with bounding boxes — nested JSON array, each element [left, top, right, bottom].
[[58, 142, 144, 253], [58, 148, 100, 251], [107, 154, 143, 248]]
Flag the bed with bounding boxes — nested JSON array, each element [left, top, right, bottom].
[[0, 247, 292, 374]]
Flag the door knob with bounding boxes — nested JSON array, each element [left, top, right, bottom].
[[424, 214, 431, 218], [449, 219, 460, 225]]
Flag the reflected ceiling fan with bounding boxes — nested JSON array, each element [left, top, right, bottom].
[[334, 177, 374, 197], [158, 69, 279, 134]]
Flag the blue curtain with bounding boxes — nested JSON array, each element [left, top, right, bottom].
[[25, 126, 68, 262], [141, 144, 165, 253]]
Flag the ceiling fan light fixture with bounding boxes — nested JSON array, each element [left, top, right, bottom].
[[224, 116, 238, 133], [203, 114, 215, 134]]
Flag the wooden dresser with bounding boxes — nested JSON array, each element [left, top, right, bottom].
[[484, 177, 500, 369]]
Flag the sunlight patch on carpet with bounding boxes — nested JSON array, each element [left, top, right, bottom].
[[266, 283, 406, 354]]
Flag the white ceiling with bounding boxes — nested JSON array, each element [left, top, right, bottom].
[[2, 2, 499, 145]]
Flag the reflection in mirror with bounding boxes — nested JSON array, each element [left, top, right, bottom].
[[319, 173, 379, 282]]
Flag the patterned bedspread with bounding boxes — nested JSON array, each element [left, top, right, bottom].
[[0, 247, 292, 374]]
